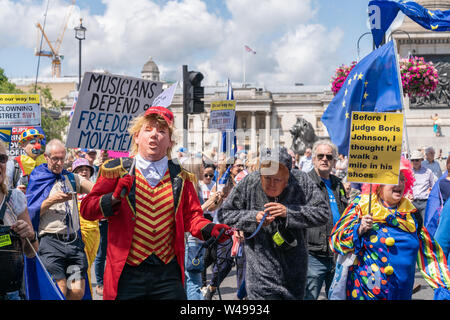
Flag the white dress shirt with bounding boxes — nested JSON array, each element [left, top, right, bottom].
[[135, 154, 169, 187]]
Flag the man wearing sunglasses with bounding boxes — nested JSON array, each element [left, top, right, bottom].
[[305, 140, 348, 300]]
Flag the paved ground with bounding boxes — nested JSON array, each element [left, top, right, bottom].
[[90, 263, 435, 300]]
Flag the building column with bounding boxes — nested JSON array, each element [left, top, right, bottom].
[[265, 111, 271, 149], [250, 111, 257, 154]]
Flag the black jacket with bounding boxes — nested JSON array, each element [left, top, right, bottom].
[[306, 169, 348, 257]]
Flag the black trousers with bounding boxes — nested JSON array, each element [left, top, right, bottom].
[[115, 255, 186, 300]]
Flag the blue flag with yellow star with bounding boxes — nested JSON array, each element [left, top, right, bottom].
[[321, 40, 402, 155], [369, 0, 450, 48]]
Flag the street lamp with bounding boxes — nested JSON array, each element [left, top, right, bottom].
[[356, 32, 373, 61], [199, 113, 206, 151], [74, 19, 87, 90]]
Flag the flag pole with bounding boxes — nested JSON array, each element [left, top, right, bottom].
[[242, 45, 246, 88], [392, 39, 411, 158]]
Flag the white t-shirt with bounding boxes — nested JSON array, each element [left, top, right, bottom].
[[0, 189, 27, 226], [299, 155, 313, 172]]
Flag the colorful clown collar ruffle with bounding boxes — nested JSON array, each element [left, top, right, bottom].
[[18, 154, 46, 176], [357, 194, 417, 233]]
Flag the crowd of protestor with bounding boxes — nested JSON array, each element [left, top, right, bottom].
[[1, 112, 449, 301]]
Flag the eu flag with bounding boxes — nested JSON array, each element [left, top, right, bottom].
[[321, 40, 402, 155], [370, 0, 450, 48], [221, 79, 237, 158]]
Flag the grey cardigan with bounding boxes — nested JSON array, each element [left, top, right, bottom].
[[218, 169, 329, 299]]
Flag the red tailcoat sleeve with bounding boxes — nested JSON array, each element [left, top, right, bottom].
[[80, 175, 119, 221]]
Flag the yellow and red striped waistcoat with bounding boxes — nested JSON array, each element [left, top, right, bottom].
[[126, 168, 176, 266]]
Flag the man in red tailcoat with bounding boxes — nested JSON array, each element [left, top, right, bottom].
[[80, 106, 231, 300]]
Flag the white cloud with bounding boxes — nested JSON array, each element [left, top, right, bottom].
[[0, 0, 344, 86], [268, 24, 344, 85]]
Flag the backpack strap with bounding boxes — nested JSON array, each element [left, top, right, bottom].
[[12, 159, 22, 189], [0, 190, 13, 225]]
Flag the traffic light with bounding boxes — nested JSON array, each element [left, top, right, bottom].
[[183, 65, 204, 114]]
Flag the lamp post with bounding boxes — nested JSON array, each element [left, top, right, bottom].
[[74, 19, 86, 90], [199, 112, 206, 151], [356, 32, 373, 61]]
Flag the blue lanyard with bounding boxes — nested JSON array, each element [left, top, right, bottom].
[[59, 176, 74, 237], [246, 196, 278, 240]]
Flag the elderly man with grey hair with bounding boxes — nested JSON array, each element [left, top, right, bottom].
[[26, 139, 93, 300], [218, 147, 329, 299], [304, 140, 348, 300], [422, 146, 442, 179]]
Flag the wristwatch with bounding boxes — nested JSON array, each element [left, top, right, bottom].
[[29, 232, 38, 243]]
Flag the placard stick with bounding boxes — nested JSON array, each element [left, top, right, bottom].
[[368, 184, 373, 216]]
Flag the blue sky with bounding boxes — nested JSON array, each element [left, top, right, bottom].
[[0, 0, 377, 87]]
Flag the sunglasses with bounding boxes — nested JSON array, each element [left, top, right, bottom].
[[411, 159, 422, 162], [204, 173, 214, 178], [0, 154, 8, 164], [316, 154, 334, 161]]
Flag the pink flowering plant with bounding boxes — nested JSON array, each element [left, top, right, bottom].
[[330, 61, 357, 96], [399, 56, 439, 98], [331, 56, 439, 98]]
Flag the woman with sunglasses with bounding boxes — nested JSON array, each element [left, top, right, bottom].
[[0, 143, 39, 300], [329, 157, 450, 300]]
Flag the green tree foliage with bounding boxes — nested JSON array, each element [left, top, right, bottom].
[[0, 68, 22, 93], [0, 67, 69, 142], [32, 85, 69, 142]]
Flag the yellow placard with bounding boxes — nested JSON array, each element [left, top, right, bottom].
[[210, 100, 236, 111], [0, 94, 40, 105], [347, 111, 403, 185]]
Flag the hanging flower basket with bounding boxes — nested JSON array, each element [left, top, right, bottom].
[[399, 56, 439, 98], [330, 56, 439, 98], [330, 61, 357, 96]]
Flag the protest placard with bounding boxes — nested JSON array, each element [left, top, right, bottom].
[[347, 111, 403, 185], [0, 94, 41, 127], [66, 72, 163, 151], [209, 100, 236, 131]]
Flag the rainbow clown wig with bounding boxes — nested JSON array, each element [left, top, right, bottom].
[[361, 156, 415, 197]]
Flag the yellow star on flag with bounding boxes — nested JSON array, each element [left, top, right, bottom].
[[428, 10, 434, 17], [363, 92, 369, 99], [348, 78, 352, 85], [431, 24, 439, 30], [358, 73, 363, 80], [345, 112, 350, 119], [364, 81, 368, 87], [344, 88, 348, 96], [342, 100, 346, 108]]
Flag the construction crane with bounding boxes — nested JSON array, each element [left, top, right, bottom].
[[35, 0, 77, 78]]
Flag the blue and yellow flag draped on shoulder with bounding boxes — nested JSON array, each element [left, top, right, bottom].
[[24, 164, 92, 300], [369, 0, 450, 48], [321, 40, 403, 156]]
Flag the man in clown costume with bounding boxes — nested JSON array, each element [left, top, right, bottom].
[[7, 128, 46, 193], [80, 105, 232, 300]]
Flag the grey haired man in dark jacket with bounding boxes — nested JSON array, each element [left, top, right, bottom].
[[218, 147, 329, 300], [304, 140, 348, 300]]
